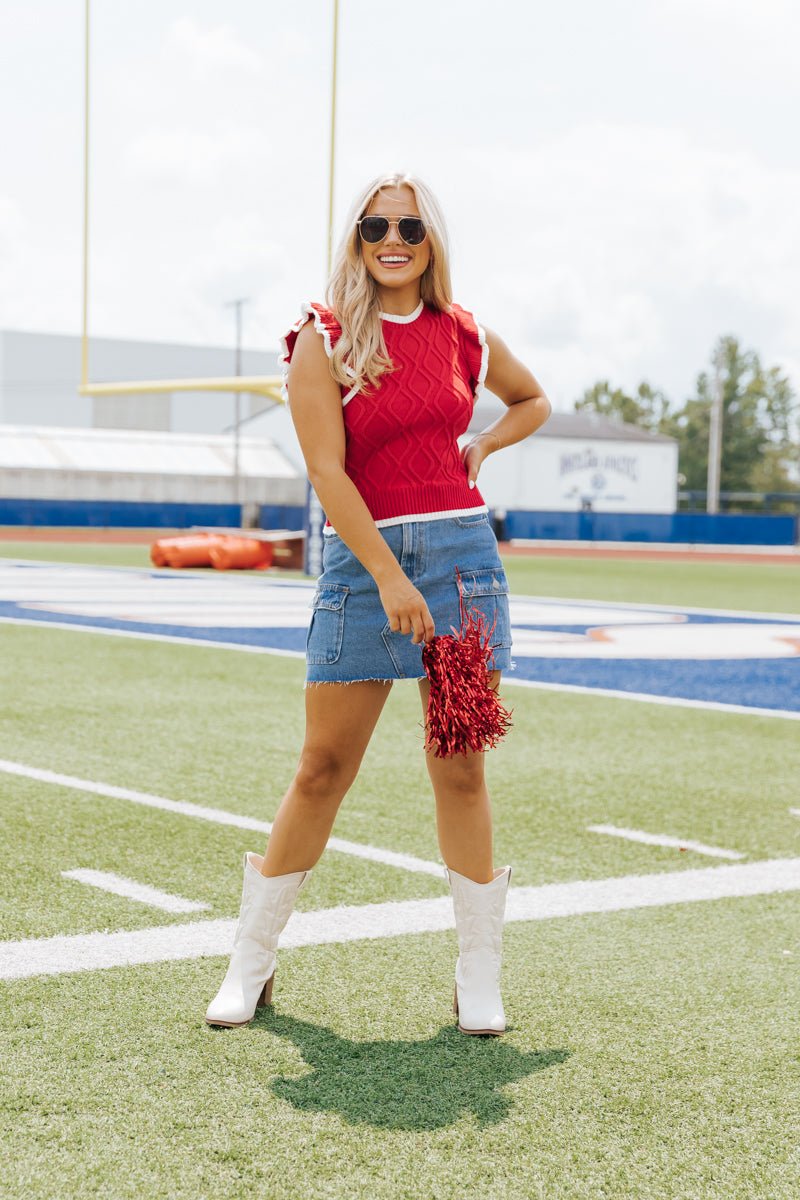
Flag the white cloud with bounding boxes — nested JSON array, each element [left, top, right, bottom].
[[448, 122, 800, 407], [123, 124, 273, 184], [0, 1, 797, 419], [166, 18, 262, 76]]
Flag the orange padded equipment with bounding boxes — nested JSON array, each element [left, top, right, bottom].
[[150, 536, 192, 567], [209, 538, 274, 571], [270, 537, 305, 570], [159, 534, 223, 568]]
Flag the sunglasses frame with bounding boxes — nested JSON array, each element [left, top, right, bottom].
[[356, 215, 428, 247]]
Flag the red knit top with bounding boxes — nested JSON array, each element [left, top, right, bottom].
[[279, 299, 489, 529]]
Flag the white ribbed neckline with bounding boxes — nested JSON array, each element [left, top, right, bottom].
[[379, 299, 424, 323]]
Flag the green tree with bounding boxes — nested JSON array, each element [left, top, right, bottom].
[[574, 380, 672, 435], [666, 336, 799, 495], [576, 339, 799, 503]]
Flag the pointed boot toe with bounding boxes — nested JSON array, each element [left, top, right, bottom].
[[446, 865, 511, 1037], [205, 853, 311, 1028]]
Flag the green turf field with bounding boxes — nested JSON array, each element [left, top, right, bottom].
[[2, 544, 799, 1199]]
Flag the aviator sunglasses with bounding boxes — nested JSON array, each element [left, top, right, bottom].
[[356, 215, 427, 246]]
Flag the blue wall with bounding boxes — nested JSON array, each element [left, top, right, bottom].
[[0, 498, 247, 528], [0, 497, 795, 545], [501, 509, 798, 546], [0, 498, 306, 529], [259, 504, 305, 531]]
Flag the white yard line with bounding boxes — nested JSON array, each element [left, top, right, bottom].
[[505, 580, 800, 623], [502, 676, 800, 721], [2, 856, 798, 980], [509, 539, 800, 558], [4, 559, 798, 620], [60, 869, 210, 914], [0, 616, 306, 657], [2, 617, 797, 720], [587, 824, 745, 860], [0, 758, 443, 879]]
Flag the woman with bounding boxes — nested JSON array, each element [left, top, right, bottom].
[[206, 171, 551, 1036]]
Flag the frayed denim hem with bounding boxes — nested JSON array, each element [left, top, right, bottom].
[[303, 676, 421, 690], [302, 659, 514, 688]]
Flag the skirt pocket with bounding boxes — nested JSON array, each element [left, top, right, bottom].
[[453, 512, 490, 528], [307, 583, 350, 665], [457, 566, 512, 650]]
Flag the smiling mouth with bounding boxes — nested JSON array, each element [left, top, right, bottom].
[[377, 255, 411, 266]]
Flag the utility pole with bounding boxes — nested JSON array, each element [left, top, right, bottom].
[[81, 0, 91, 392], [707, 350, 724, 515], [327, 0, 340, 275], [224, 297, 249, 509]]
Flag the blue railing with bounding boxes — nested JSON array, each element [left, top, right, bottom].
[[501, 510, 798, 546], [0, 498, 245, 528]]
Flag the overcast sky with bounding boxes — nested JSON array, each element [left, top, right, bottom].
[[1, 0, 798, 413]]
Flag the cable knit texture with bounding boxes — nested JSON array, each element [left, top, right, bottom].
[[280, 301, 489, 525]]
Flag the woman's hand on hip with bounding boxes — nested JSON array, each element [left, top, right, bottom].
[[461, 431, 500, 488], [378, 575, 435, 644]]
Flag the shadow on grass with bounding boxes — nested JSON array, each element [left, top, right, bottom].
[[248, 1010, 570, 1130]]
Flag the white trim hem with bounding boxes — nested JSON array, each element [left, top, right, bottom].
[[278, 301, 355, 404], [324, 504, 489, 536], [474, 319, 490, 401]]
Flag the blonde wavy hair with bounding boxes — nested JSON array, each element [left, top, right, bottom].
[[326, 172, 453, 394]]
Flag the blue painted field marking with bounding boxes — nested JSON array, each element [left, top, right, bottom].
[[0, 560, 798, 716]]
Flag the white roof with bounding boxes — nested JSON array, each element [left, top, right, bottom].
[[0, 425, 301, 479], [469, 403, 676, 444]]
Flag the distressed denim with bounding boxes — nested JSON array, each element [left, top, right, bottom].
[[305, 513, 513, 684]]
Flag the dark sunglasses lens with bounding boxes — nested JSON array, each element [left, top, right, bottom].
[[399, 218, 426, 245], [359, 216, 389, 243]]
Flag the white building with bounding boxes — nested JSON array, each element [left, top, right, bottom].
[[0, 425, 303, 508], [464, 404, 678, 514], [0, 328, 281, 438], [1, 328, 678, 515]]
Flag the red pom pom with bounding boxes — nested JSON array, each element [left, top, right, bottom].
[[421, 568, 513, 758]]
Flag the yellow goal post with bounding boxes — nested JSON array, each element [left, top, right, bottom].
[[78, 0, 340, 408]]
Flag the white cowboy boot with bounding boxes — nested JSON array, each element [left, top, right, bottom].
[[446, 864, 511, 1036], [205, 851, 312, 1028]]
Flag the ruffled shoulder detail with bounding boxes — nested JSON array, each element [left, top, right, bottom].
[[278, 302, 343, 403], [449, 302, 489, 402]]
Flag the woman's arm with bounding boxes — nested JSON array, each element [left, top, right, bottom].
[[287, 321, 435, 644], [461, 326, 552, 487]]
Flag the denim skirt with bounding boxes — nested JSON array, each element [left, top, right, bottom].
[[305, 512, 513, 684]]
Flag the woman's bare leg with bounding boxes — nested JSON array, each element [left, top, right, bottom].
[[259, 680, 393, 876], [417, 670, 502, 884]]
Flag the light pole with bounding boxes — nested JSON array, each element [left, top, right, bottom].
[[81, 0, 91, 392], [304, 0, 340, 577], [327, 0, 340, 275], [707, 350, 724, 515], [224, 297, 249, 509]]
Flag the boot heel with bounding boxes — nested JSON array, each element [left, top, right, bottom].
[[258, 971, 275, 1008], [446, 864, 511, 1036], [204, 855, 312, 1028]]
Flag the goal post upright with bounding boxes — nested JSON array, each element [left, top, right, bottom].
[[81, 0, 91, 392], [77, 0, 285, 410], [304, 0, 340, 577], [77, 2, 348, 552]]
